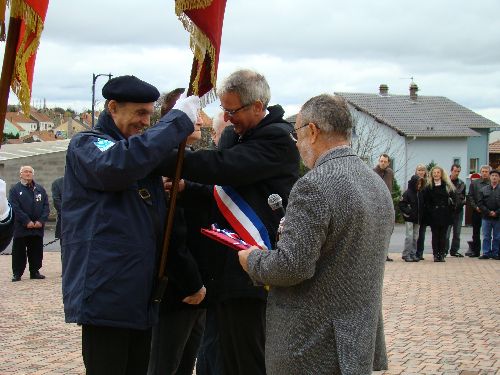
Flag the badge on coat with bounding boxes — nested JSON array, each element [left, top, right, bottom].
[[94, 138, 115, 152], [35, 193, 42, 202]]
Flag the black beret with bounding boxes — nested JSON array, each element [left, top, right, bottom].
[[490, 169, 500, 176], [102, 75, 160, 103]]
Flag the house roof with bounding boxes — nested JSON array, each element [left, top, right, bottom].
[[30, 109, 53, 123], [0, 139, 70, 161], [489, 140, 500, 154], [6, 112, 37, 125], [334, 92, 496, 138], [20, 131, 57, 142], [54, 118, 90, 133]]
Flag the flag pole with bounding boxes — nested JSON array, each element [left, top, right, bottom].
[[152, 60, 197, 303], [0, 17, 21, 147]]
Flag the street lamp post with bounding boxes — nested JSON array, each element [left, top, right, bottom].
[[91, 73, 112, 128]]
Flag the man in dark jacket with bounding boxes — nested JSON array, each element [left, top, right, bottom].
[[9, 166, 49, 282], [168, 69, 300, 375], [0, 178, 14, 253], [466, 165, 491, 256], [374, 153, 394, 261], [61, 75, 198, 375], [446, 164, 466, 257], [478, 169, 500, 259]]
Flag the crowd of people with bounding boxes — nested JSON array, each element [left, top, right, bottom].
[[0, 69, 498, 375], [399, 163, 500, 262]]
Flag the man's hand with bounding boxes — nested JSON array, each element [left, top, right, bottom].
[[34, 221, 43, 228], [26, 221, 35, 228], [489, 211, 497, 217], [182, 286, 206, 305], [238, 246, 261, 273], [162, 177, 185, 194]]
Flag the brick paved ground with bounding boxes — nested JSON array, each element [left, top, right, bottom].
[[1, 227, 499, 374]]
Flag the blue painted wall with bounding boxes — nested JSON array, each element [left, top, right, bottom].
[[467, 129, 489, 173]]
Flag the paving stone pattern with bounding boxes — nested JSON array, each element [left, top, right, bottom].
[[0, 249, 498, 374]]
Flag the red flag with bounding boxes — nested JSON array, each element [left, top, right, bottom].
[[176, 0, 226, 105], [7, 0, 49, 114]]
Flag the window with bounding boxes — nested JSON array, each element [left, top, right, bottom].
[[469, 158, 479, 174]]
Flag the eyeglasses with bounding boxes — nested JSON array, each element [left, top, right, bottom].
[[289, 122, 312, 142], [219, 103, 251, 117]]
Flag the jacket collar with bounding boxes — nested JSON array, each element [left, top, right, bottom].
[[314, 145, 356, 168]]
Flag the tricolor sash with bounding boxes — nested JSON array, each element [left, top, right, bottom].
[[213, 185, 271, 250]]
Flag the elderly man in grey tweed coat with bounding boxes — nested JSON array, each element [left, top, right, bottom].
[[239, 94, 394, 375]]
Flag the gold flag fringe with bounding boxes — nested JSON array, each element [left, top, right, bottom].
[[9, 0, 45, 114], [176, 1, 218, 106]]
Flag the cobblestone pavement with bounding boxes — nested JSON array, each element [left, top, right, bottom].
[[1, 229, 499, 374]]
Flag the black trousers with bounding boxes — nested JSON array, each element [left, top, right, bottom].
[[431, 224, 448, 257], [416, 225, 427, 258], [82, 324, 152, 375], [471, 211, 482, 255], [216, 298, 266, 375], [147, 308, 205, 375], [11, 235, 43, 277]]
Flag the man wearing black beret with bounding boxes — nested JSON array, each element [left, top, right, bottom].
[[61, 75, 200, 375]]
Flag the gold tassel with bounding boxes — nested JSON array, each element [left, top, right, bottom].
[[175, 0, 213, 15]]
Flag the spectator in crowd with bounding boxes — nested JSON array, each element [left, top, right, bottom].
[[415, 164, 429, 260], [466, 165, 491, 257], [445, 164, 466, 257], [238, 94, 393, 374], [399, 175, 425, 262], [423, 166, 456, 262], [210, 111, 231, 146], [1, 178, 14, 253], [61, 75, 197, 375], [373, 153, 394, 261], [477, 169, 500, 260], [9, 166, 49, 282]]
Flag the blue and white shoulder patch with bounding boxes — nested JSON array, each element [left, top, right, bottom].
[[93, 138, 115, 152]]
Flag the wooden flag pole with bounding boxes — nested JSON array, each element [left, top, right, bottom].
[[152, 60, 197, 303], [0, 17, 21, 147]]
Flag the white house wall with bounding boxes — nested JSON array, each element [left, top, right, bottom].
[[406, 138, 468, 187]]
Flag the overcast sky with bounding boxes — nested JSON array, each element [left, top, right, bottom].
[[4, 0, 500, 124]]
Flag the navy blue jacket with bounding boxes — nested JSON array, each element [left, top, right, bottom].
[[9, 181, 49, 238], [478, 184, 500, 220], [399, 175, 423, 224], [62, 109, 193, 330]]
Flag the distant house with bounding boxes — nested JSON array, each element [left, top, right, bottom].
[[30, 109, 55, 131], [53, 118, 90, 139], [489, 140, 500, 170], [6, 112, 37, 134], [330, 84, 498, 188], [2, 118, 22, 138]]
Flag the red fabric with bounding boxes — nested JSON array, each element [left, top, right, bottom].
[[15, 0, 49, 96], [183, 0, 226, 97], [200, 228, 250, 251]]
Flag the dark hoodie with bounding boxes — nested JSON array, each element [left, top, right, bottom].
[[399, 175, 424, 224]]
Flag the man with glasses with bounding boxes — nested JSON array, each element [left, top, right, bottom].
[[238, 94, 392, 374], [169, 69, 300, 375]]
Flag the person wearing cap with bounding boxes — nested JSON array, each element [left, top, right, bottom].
[[466, 165, 491, 257], [477, 169, 500, 260], [61, 75, 199, 375]]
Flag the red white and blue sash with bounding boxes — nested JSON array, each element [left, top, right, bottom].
[[213, 185, 272, 250]]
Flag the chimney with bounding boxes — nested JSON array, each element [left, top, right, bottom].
[[379, 84, 389, 96], [409, 83, 418, 100]]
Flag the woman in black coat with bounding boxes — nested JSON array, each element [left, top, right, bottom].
[[423, 166, 456, 262]]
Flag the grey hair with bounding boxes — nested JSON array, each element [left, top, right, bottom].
[[480, 165, 491, 172], [20, 166, 34, 174], [299, 94, 352, 140], [212, 112, 228, 132], [217, 69, 271, 108]]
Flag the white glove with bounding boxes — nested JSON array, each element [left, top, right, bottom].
[[173, 93, 200, 124], [0, 179, 10, 221]]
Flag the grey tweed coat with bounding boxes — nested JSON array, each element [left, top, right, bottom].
[[247, 146, 394, 375]]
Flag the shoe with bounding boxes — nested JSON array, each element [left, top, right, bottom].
[[402, 257, 413, 262], [465, 251, 473, 256], [11, 275, 21, 282], [412, 257, 420, 262], [386, 256, 393, 262], [478, 255, 490, 260], [30, 272, 46, 280], [492, 256, 500, 260], [418, 256, 425, 261], [468, 253, 479, 258], [450, 252, 464, 258]]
